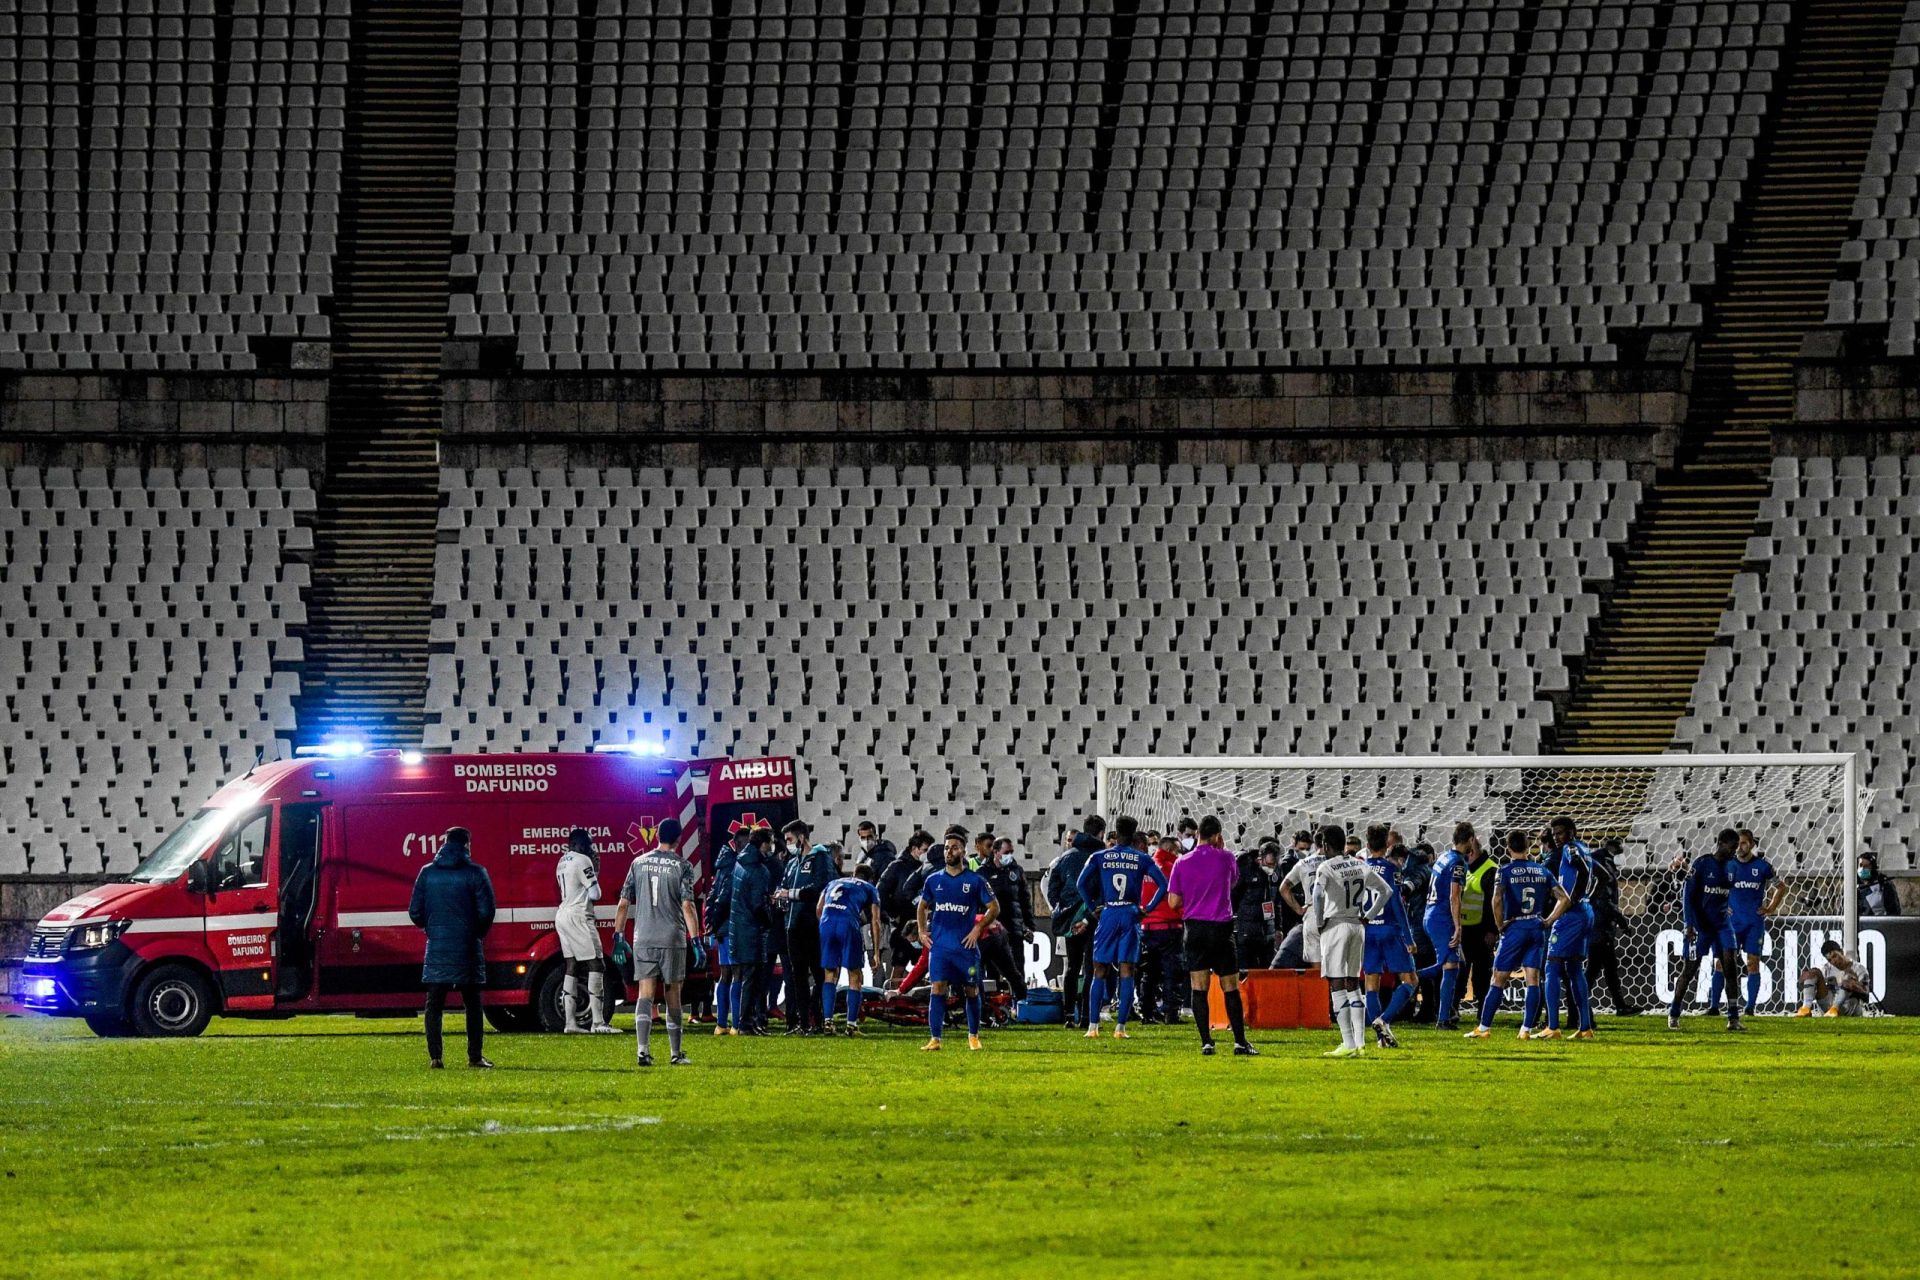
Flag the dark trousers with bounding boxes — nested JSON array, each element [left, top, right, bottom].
[[1141, 927, 1186, 1019], [1234, 926, 1275, 974], [424, 982, 484, 1063], [1058, 926, 1091, 1026], [979, 931, 1028, 999], [1461, 925, 1496, 1007], [1411, 932, 1438, 1022], [782, 917, 824, 1028], [736, 955, 770, 1031], [1587, 929, 1632, 1012]]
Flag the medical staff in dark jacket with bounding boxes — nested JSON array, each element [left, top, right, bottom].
[[778, 821, 833, 1034], [728, 829, 779, 1035], [408, 826, 497, 1069]]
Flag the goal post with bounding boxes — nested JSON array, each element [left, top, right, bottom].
[[1097, 754, 1866, 1013]]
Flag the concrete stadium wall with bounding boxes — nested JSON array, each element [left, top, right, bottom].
[[439, 341, 1695, 473], [1786, 328, 1920, 456]]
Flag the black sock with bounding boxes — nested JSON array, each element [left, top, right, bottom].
[[1193, 994, 1213, 1045], [1224, 990, 1247, 1045]]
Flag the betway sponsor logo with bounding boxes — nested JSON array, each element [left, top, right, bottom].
[[454, 761, 557, 793]]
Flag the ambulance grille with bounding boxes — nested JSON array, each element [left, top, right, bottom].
[[26, 930, 64, 959]]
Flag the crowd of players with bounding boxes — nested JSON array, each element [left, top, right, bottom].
[[522, 809, 1874, 1068]]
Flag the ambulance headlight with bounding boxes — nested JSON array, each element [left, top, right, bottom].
[[68, 919, 131, 951]]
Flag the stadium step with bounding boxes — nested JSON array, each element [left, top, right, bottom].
[[294, 0, 461, 752], [1550, 0, 1907, 764]]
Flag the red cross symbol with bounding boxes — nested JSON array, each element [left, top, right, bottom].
[[728, 812, 772, 836], [626, 819, 660, 854]]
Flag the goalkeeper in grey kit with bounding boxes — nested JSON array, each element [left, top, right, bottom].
[[615, 818, 704, 1066]]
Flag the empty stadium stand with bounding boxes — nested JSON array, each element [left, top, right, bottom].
[[0, 0, 346, 371], [0, 466, 311, 875], [424, 461, 1639, 845], [1555, 0, 1906, 754], [448, 0, 1789, 370], [1826, 0, 1920, 356], [1676, 456, 1918, 868]]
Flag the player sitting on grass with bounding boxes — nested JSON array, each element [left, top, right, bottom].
[[1538, 816, 1597, 1041], [1727, 828, 1785, 1017], [1667, 830, 1744, 1032], [916, 830, 999, 1051], [1313, 824, 1394, 1058], [1796, 938, 1870, 1017], [1466, 831, 1566, 1041], [1074, 814, 1168, 1040], [818, 860, 883, 1035], [1359, 823, 1417, 1050]]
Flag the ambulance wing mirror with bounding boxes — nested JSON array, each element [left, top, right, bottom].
[[185, 860, 211, 896]]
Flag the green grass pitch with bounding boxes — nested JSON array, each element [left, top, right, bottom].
[[1, 1013, 1914, 1278]]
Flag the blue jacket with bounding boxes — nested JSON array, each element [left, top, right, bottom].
[[728, 846, 778, 961], [408, 844, 496, 985], [780, 845, 834, 928], [707, 839, 744, 934], [1046, 834, 1101, 932]]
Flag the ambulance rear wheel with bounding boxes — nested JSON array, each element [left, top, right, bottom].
[[85, 1013, 134, 1038], [531, 964, 570, 1033], [484, 1006, 536, 1033], [129, 964, 215, 1038]]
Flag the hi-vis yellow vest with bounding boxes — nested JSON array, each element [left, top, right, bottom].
[[1461, 859, 1496, 926]]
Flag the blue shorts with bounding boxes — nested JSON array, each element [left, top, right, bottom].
[[1363, 925, 1414, 976], [820, 919, 865, 973], [1494, 921, 1547, 973], [927, 944, 980, 989], [1693, 920, 1738, 958], [1730, 917, 1767, 955], [716, 937, 734, 967], [1547, 903, 1593, 960], [1422, 908, 1460, 966], [1092, 909, 1142, 966]]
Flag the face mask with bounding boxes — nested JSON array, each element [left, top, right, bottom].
[[786, 841, 800, 854], [1180, 836, 1197, 851], [859, 838, 873, 853], [1859, 868, 1873, 882]]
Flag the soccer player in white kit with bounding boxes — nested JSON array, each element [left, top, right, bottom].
[[1312, 824, 1395, 1058], [555, 827, 617, 1033]]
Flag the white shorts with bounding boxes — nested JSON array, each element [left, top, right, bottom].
[[554, 910, 600, 962], [1319, 922, 1364, 980], [1302, 915, 1323, 965]]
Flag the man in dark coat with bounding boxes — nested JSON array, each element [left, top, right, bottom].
[[878, 830, 934, 984], [1046, 816, 1104, 1029], [777, 820, 833, 1034], [408, 826, 497, 1069], [727, 829, 779, 1035]]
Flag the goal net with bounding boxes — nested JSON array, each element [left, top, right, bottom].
[[1098, 755, 1866, 1015]]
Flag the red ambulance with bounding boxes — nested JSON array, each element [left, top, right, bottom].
[[19, 749, 799, 1037]]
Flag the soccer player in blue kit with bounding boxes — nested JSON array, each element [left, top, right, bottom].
[[1466, 831, 1568, 1040], [1360, 824, 1418, 1049], [817, 861, 884, 1035], [1668, 829, 1745, 1032], [916, 829, 999, 1051], [1073, 814, 1169, 1039], [1422, 823, 1473, 1030], [1538, 816, 1597, 1040], [1727, 828, 1785, 1016]]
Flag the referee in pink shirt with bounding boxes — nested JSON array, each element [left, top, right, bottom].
[[1166, 815, 1257, 1056]]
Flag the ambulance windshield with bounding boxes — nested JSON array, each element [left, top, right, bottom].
[[129, 809, 237, 883]]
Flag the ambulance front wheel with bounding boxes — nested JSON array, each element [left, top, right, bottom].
[[129, 964, 215, 1037]]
